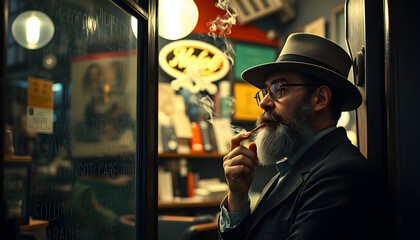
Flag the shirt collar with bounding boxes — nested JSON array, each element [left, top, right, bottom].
[[275, 127, 336, 174]]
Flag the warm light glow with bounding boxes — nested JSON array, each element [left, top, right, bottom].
[[86, 17, 97, 31], [104, 83, 110, 93], [26, 17, 40, 45], [46, 58, 53, 65], [160, 1, 181, 39], [159, 40, 230, 94], [12, 11, 55, 50], [158, 0, 199, 40], [43, 54, 57, 69], [83, 16, 97, 37]]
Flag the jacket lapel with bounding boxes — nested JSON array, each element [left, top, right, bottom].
[[247, 127, 350, 236], [248, 164, 305, 233], [251, 172, 280, 214]]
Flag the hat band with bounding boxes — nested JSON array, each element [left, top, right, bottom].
[[277, 54, 341, 76]]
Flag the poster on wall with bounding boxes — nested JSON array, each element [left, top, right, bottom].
[[70, 51, 137, 157]]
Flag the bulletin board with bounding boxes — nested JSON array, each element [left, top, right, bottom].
[[234, 42, 278, 80]]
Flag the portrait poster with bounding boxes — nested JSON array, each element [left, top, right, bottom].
[[70, 51, 137, 157]]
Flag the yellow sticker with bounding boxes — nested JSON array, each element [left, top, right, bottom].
[[27, 77, 54, 134], [28, 77, 53, 109]]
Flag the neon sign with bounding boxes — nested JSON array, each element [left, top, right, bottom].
[[159, 40, 230, 83]]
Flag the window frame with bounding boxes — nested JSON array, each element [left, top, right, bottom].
[[0, 0, 158, 239]]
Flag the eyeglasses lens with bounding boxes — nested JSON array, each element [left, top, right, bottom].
[[255, 90, 267, 106]]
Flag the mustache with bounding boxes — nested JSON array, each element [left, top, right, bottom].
[[256, 111, 285, 126]]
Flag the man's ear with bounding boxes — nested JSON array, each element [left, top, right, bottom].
[[313, 85, 331, 112]]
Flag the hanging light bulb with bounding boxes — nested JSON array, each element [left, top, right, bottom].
[[12, 10, 55, 50], [26, 16, 41, 45], [158, 0, 199, 40]]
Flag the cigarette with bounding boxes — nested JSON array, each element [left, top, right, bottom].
[[250, 122, 268, 134]]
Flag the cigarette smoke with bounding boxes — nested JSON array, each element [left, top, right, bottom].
[[207, 0, 238, 66], [169, 1, 245, 135], [199, 95, 216, 124], [199, 94, 246, 134], [230, 124, 247, 134], [171, 65, 218, 95], [171, 0, 238, 95], [199, 0, 247, 134]]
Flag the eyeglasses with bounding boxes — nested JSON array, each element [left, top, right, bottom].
[[254, 83, 317, 106]]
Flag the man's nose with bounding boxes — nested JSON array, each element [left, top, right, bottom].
[[259, 94, 275, 111]]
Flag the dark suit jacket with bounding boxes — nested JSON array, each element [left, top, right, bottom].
[[219, 127, 383, 240]]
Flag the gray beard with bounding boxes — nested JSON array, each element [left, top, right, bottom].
[[254, 102, 315, 166]]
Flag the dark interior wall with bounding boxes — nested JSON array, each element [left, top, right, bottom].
[[387, 0, 420, 238]]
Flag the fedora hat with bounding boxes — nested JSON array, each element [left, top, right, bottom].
[[242, 33, 362, 111]]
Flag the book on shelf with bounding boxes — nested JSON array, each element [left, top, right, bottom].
[[159, 112, 178, 153], [190, 122, 204, 154], [199, 120, 216, 152], [157, 82, 234, 155], [158, 167, 174, 202]]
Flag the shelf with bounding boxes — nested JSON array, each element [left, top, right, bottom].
[[158, 199, 221, 209], [4, 155, 32, 162], [158, 152, 224, 159], [20, 218, 49, 231]]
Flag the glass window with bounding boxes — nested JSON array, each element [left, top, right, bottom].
[[4, 0, 143, 239]]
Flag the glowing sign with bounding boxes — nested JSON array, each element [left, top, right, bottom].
[[159, 40, 230, 82]]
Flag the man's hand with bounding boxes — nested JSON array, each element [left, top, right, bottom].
[[223, 132, 259, 212]]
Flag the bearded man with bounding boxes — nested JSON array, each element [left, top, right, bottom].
[[218, 33, 382, 240]]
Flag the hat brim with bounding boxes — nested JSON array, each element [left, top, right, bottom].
[[242, 61, 362, 111]]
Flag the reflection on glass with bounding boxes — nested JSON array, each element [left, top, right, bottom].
[[72, 54, 136, 151], [5, 0, 139, 239], [131, 16, 138, 38]]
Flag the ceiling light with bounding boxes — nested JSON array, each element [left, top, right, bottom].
[[158, 0, 199, 40], [12, 10, 55, 50]]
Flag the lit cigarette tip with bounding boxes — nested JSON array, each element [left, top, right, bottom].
[[250, 122, 267, 134]]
